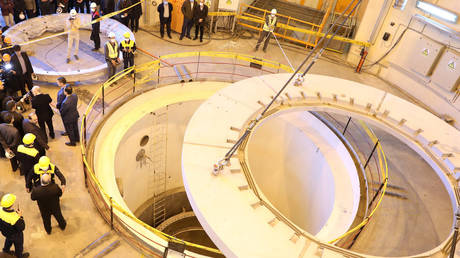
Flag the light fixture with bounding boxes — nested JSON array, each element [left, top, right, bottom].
[[416, 1, 458, 23], [393, 0, 408, 10]]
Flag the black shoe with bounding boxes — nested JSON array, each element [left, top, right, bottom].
[[167, 34, 172, 39], [49, 133, 55, 139], [59, 222, 66, 230], [179, 36, 183, 40], [186, 35, 191, 39], [3, 250, 15, 255], [200, 38, 203, 42], [21, 252, 30, 257], [46, 230, 51, 234], [193, 37, 197, 40], [92, 48, 99, 51], [66, 58, 70, 63], [65, 142, 76, 146], [74, 55, 79, 60], [263, 48, 267, 53], [61, 132, 68, 136], [161, 34, 164, 38]]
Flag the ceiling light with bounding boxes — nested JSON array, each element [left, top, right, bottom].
[[416, 1, 458, 23]]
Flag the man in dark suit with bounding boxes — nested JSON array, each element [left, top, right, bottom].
[[59, 85, 79, 146], [0, 113, 20, 171], [180, 0, 195, 40], [23, 113, 49, 151], [1, 100, 24, 137], [31, 86, 54, 139], [11, 45, 34, 92], [157, 0, 172, 39], [193, 0, 207, 42], [31, 173, 66, 234]]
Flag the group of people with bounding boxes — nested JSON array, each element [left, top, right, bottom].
[[0, 0, 142, 33], [0, 73, 77, 256]]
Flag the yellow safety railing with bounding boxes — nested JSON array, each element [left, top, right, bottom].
[[79, 51, 293, 257], [328, 121, 388, 244]]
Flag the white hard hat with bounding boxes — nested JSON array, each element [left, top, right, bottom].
[[70, 9, 77, 16], [271, 9, 277, 15], [19, 13, 25, 20], [90, 2, 97, 9], [108, 32, 115, 38]]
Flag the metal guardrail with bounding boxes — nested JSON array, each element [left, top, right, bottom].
[[79, 51, 293, 257]]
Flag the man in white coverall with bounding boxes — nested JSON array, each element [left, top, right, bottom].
[[66, 9, 81, 64]]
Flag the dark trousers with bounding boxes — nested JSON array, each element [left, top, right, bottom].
[[194, 23, 204, 40], [38, 117, 54, 138], [40, 208, 66, 233], [23, 73, 33, 92], [84, 0, 90, 13], [10, 156, 18, 172], [91, 33, 100, 49], [26, 9, 36, 18], [160, 19, 171, 37], [121, 16, 129, 27], [123, 54, 134, 70], [40, 1, 54, 15], [180, 18, 193, 38], [64, 120, 79, 143], [255, 30, 271, 51], [129, 15, 139, 32], [3, 232, 24, 258], [75, 2, 85, 13], [106, 60, 117, 79]]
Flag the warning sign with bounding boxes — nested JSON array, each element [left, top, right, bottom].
[[422, 48, 429, 56], [448, 60, 456, 70]]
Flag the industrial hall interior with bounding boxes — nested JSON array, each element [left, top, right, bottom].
[[1, 0, 460, 257]]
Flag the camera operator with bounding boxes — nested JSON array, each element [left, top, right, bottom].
[[1, 53, 25, 97]]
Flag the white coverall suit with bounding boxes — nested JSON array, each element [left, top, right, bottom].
[[66, 16, 81, 59]]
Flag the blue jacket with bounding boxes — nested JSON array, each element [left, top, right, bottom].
[[59, 94, 79, 124], [56, 87, 66, 110]]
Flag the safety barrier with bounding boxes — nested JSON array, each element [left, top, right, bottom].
[[79, 51, 293, 257], [316, 112, 388, 248], [237, 108, 388, 248]]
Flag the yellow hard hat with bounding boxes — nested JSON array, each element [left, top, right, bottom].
[[4, 37, 11, 44], [123, 32, 130, 38], [39, 156, 51, 170], [23, 133, 36, 145], [1, 194, 16, 208], [2, 53, 10, 62]]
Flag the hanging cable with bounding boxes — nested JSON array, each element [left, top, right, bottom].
[[214, 0, 363, 169], [271, 31, 295, 71]]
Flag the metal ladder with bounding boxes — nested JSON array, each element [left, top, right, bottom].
[[149, 108, 169, 227]]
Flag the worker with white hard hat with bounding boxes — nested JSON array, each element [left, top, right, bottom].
[[90, 2, 101, 51], [65, 9, 81, 63], [120, 32, 136, 77], [0, 194, 29, 257], [104, 32, 121, 81], [255, 8, 278, 53]]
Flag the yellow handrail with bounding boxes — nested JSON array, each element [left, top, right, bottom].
[[79, 51, 293, 256], [328, 121, 388, 244]]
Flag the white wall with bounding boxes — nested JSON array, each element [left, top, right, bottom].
[[114, 101, 203, 212], [348, 0, 460, 128], [246, 110, 361, 240]]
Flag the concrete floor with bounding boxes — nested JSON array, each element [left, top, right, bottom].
[[0, 23, 458, 257]]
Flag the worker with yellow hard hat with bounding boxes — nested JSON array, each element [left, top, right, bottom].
[[26, 156, 66, 193], [0, 194, 30, 257], [16, 133, 43, 182], [120, 32, 136, 77]]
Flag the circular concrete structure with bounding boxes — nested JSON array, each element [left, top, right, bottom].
[[6, 14, 134, 82]]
